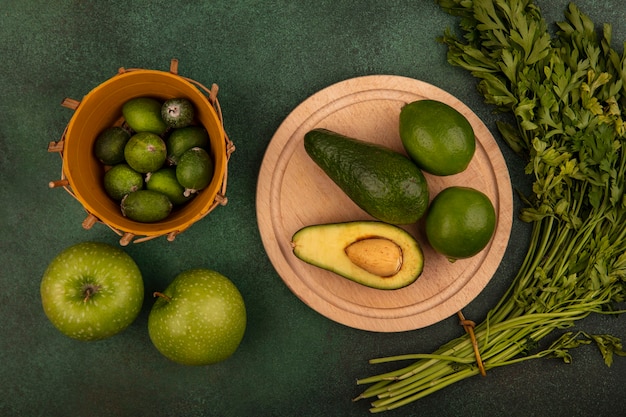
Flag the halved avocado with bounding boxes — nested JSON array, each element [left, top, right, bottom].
[[291, 221, 424, 290]]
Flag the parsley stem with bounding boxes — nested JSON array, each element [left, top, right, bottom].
[[354, 1, 626, 411]]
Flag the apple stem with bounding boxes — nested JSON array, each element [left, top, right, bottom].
[[82, 284, 101, 303], [153, 291, 172, 302]]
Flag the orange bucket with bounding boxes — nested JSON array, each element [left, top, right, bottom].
[[48, 59, 234, 245]]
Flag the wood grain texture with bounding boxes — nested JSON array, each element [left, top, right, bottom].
[[256, 75, 513, 332]]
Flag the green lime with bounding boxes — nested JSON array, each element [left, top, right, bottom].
[[103, 164, 144, 201], [124, 132, 167, 173], [425, 186, 496, 261], [93, 126, 131, 165], [122, 97, 168, 135], [165, 126, 210, 165], [176, 147, 214, 196], [121, 190, 173, 223], [161, 98, 195, 128], [399, 99, 475, 176], [146, 167, 193, 205]]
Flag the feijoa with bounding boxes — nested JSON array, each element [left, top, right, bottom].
[[176, 147, 214, 197], [161, 98, 195, 128], [103, 164, 144, 201], [122, 97, 168, 135], [165, 126, 210, 165], [146, 167, 193, 205], [121, 190, 173, 223], [94, 126, 131, 165], [124, 132, 167, 173]]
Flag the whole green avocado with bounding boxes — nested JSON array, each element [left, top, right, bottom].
[[304, 128, 429, 224]]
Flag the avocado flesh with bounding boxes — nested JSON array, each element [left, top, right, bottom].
[[291, 221, 424, 290], [304, 128, 429, 224]]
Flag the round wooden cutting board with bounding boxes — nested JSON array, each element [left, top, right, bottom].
[[256, 75, 513, 332]]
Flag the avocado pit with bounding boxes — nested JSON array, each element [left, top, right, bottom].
[[345, 237, 402, 277]]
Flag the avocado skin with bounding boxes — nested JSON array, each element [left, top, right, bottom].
[[304, 128, 429, 224]]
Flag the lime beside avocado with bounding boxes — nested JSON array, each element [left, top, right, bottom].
[[121, 190, 173, 223], [425, 186, 496, 261], [161, 98, 195, 128], [124, 132, 167, 173], [94, 126, 131, 165], [103, 164, 144, 201], [176, 147, 214, 197], [399, 99, 475, 176], [122, 97, 168, 135]]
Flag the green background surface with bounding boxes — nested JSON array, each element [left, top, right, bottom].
[[2, 1, 625, 416]]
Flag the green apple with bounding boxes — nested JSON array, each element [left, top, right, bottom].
[[148, 269, 246, 366], [40, 241, 144, 341]]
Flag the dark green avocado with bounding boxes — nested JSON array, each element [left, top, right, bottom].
[[303, 128, 429, 224]]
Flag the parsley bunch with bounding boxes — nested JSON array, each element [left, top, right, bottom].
[[354, 1, 626, 412]]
